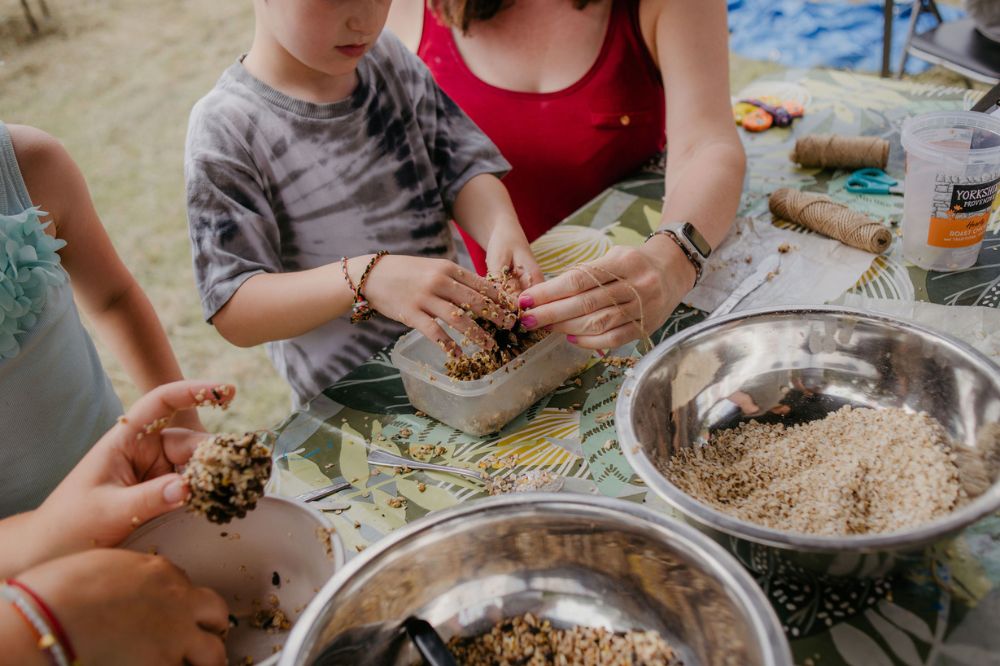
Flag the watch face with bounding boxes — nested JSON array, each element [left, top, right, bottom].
[[682, 222, 712, 258]]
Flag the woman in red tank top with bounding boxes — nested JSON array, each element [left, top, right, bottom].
[[388, 0, 744, 350]]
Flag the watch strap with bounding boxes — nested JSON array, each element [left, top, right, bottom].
[[647, 229, 703, 286]]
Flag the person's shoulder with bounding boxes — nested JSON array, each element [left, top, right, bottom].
[[6, 124, 76, 187], [385, 0, 424, 52], [7, 124, 66, 171], [187, 66, 260, 152], [365, 30, 434, 106]]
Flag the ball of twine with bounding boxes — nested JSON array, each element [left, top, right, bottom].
[[769, 188, 893, 254], [790, 134, 890, 170]]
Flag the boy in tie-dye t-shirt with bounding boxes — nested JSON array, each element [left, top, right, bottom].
[[185, 0, 542, 408]]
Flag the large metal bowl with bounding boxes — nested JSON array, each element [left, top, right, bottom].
[[279, 495, 791, 666], [618, 306, 1000, 579]]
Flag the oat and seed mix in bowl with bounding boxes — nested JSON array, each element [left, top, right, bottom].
[[446, 613, 683, 666], [664, 405, 965, 536]]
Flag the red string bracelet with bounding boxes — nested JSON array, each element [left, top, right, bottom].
[[7, 579, 79, 665]]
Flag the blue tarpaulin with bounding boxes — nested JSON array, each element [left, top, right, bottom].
[[727, 0, 965, 74]]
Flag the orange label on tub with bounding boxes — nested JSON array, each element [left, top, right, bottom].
[[927, 212, 990, 248]]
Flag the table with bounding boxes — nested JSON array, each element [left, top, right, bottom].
[[270, 70, 1000, 666]]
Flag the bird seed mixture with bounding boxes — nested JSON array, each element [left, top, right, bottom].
[[250, 595, 292, 633], [445, 319, 548, 381], [664, 406, 964, 536], [486, 469, 562, 495], [446, 613, 682, 666], [184, 432, 273, 524], [445, 268, 547, 382]]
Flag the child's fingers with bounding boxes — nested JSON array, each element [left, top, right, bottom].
[[161, 428, 210, 467], [484, 251, 513, 281], [520, 261, 545, 292], [450, 264, 506, 308], [429, 299, 495, 351], [411, 313, 461, 357], [443, 279, 516, 330], [115, 381, 235, 444], [116, 473, 189, 535]]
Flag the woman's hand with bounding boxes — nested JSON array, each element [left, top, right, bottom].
[[362, 255, 515, 352], [2, 380, 234, 574], [14, 549, 228, 666], [515, 236, 696, 349]]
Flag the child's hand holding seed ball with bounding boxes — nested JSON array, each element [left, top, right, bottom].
[[1, 380, 238, 575]]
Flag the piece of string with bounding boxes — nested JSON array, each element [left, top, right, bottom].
[[769, 188, 893, 254], [569, 263, 654, 355], [790, 134, 890, 170]]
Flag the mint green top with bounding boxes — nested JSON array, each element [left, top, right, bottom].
[[0, 122, 122, 517]]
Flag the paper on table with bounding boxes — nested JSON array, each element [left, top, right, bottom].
[[685, 213, 879, 314], [838, 293, 1000, 365]]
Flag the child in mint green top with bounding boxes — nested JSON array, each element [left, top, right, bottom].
[[0, 122, 200, 517]]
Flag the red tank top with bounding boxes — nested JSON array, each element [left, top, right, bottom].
[[418, 0, 666, 274]]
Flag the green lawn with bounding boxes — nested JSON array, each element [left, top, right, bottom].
[[0, 0, 981, 432]]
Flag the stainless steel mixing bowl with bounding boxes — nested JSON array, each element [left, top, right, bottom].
[[618, 306, 1000, 579], [279, 494, 791, 666]]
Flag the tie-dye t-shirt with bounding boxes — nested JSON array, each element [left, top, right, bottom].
[[185, 32, 510, 407]]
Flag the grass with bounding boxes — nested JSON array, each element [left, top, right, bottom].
[[0, 0, 287, 431], [0, 0, 984, 432]]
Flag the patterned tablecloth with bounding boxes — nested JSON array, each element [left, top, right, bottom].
[[270, 70, 1000, 665]]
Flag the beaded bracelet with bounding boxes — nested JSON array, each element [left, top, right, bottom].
[[7, 579, 78, 666], [646, 229, 703, 286], [0, 582, 72, 666], [341, 251, 390, 324]]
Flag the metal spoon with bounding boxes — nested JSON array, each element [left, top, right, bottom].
[[367, 448, 484, 481]]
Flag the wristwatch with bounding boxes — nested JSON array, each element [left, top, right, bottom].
[[646, 221, 712, 285]]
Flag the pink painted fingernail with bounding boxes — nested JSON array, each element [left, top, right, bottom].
[[567, 335, 578, 344], [519, 294, 534, 309], [597, 349, 607, 358], [521, 314, 537, 329]]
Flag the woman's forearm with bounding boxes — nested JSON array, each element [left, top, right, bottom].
[[659, 137, 746, 249]]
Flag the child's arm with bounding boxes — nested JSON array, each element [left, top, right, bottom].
[[451, 173, 544, 292], [10, 126, 201, 430], [212, 253, 514, 354], [396, 37, 543, 292]]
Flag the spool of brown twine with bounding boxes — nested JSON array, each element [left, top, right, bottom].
[[790, 134, 890, 170], [769, 188, 893, 255]]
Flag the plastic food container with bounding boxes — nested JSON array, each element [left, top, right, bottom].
[[901, 111, 1000, 271], [391, 329, 593, 436]]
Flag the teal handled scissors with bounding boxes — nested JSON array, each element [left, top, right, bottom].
[[846, 168, 903, 195]]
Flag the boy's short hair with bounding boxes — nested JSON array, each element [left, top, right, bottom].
[[431, 0, 596, 32]]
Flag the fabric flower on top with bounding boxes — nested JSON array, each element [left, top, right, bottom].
[[0, 207, 67, 360]]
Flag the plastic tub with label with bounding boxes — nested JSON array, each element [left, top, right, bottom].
[[901, 111, 1000, 270], [391, 329, 593, 436]]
